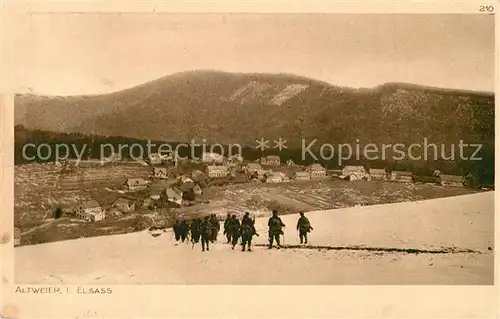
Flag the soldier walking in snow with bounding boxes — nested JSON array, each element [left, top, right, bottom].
[[200, 216, 212, 252], [241, 212, 253, 227], [227, 214, 241, 250], [240, 213, 259, 251], [296, 212, 313, 244], [172, 220, 182, 245], [223, 213, 232, 243], [179, 220, 190, 243], [209, 214, 220, 243], [190, 218, 201, 244], [268, 210, 285, 249]]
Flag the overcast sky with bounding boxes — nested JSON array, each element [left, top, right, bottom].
[[10, 14, 495, 95]]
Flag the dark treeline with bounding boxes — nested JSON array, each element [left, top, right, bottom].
[[15, 125, 494, 185]]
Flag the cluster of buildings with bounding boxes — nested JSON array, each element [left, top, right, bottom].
[[244, 162, 327, 183], [337, 166, 413, 182], [69, 152, 470, 223], [73, 172, 206, 222], [336, 166, 467, 187]]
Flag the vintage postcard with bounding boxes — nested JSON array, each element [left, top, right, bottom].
[[0, 1, 498, 318]]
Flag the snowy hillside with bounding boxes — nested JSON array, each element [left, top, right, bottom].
[[15, 192, 494, 285]]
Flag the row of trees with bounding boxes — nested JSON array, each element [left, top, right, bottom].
[[15, 125, 494, 185]]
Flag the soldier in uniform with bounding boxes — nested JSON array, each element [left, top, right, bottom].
[[227, 214, 241, 250], [268, 210, 285, 249], [296, 212, 313, 244], [223, 213, 232, 243], [179, 220, 190, 243], [200, 216, 212, 251], [240, 213, 259, 251], [241, 212, 251, 225], [172, 220, 182, 244], [209, 214, 220, 243], [190, 218, 201, 244]]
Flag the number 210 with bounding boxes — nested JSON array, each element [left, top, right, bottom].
[[479, 5, 495, 12]]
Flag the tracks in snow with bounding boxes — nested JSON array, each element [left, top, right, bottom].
[[253, 244, 485, 255]]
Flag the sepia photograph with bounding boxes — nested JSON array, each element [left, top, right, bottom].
[[11, 12, 494, 286]]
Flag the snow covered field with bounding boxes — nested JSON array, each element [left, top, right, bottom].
[[15, 192, 494, 285]]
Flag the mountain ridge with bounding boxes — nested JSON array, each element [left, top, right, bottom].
[[16, 70, 494, 97], [15, 70, 495, 151]]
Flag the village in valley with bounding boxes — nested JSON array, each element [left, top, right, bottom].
[[14, 149, 481, 247]]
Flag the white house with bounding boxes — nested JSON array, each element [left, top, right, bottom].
[[293, 171, 311, 181], [341, 165, 368, 181], [206, 165, 229, 178], [76, 200, 105, 222], [306, 164, 327, 179]]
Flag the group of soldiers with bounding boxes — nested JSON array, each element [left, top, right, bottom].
[[173, 214, 220, 251], [172, 210, 313, 252], [223, 211, 259, 251]]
